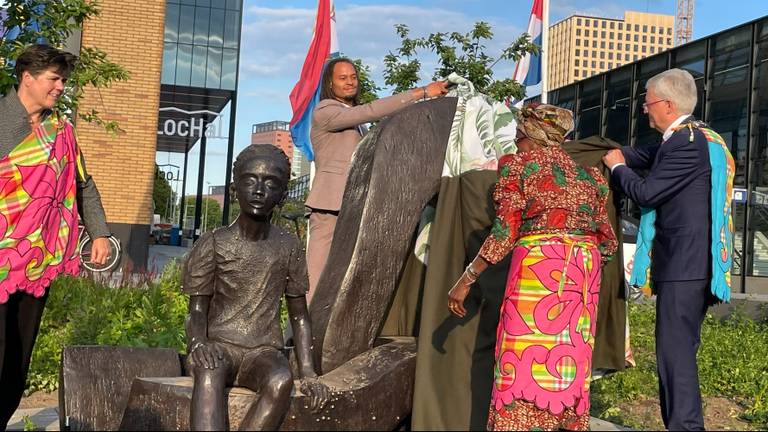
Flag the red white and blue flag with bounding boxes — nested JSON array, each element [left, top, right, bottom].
[[513, 0, 543, 87], [289, 0, 339, 162]]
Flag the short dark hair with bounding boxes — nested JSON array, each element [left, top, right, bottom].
[[319, 57, 360, 106], [14, 44, 78, 82], [232, 144, 291, 187]]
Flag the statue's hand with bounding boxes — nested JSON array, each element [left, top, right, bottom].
[[300, 378, 330, 413], [190, 341, 224, 369]]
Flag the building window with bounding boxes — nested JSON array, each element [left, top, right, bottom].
[[577, 18, 582, 25], [667, 38, 672, 45], [592, 40, 597, 48], [651, 26, 656, 33], [618, 33, 622, 40], [574, 68, 579, 76], [592, 60, 596, 68], [592, 50, 597, 58], [650, 47, 655, 54], [625, 53, 630, 61], [575, 59, 579, 66], [618, 23, 623, 30], [600, 61, 605, 68], [577, 28, 581, 36], [618, 42, 622, 50], [608, 52, 613, 59], [601, 21, 606, 28], [634, 34, 639, 42], [642, 45, 647, 53], [643, 35, 647, 43], [610, 22, 615, 29], [610, 32, 614, 38], [634, 24, 639, 32], [582, 49, 588, 56], [643, 25, 648, 32], [601, 41, 606, 48], [576, 38, 581, 46], [634, 44, 639, 52], [593, 19, 598, 27], [608, 62, 613, 68], [600, 51, 605, 59], [651, 36, 655, 43], [659, 27, 665, 35], [601, 31, 606, 38], [575, 49, 581, 56], [583, 70, 588, 77], [609, 42, 614, 49], [634, 55, 639, 61], [583, 59, 589, 66], [668, 28, 673, 35], [593, 30, 598, 37]]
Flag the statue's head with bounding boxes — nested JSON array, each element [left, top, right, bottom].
[[231, 144, 291, 219]]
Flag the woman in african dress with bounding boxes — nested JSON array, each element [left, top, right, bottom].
[[448, 103, 618, 431]]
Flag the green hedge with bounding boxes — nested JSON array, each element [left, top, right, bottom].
[[26, 263, 187, 393]]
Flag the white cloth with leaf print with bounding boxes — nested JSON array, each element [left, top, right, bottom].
[[415, 73, 519, 264]]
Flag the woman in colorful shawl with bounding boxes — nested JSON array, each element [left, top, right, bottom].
[[448, 103, 618, 431], [0, 45, 111, 429]]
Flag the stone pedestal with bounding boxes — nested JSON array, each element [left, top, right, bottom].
[[59, 346, 182, 431], [119, 337, 416, 431]]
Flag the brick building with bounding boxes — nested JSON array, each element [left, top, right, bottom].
[[72, 0, 243, 267], [251, 120, 311, 179]]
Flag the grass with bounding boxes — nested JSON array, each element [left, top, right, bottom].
[[590, 302, 768, 429]]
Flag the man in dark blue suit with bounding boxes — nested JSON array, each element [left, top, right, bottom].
[[603, 69, 719, 431]]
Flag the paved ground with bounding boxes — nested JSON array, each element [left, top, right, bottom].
[[7, 407, 59, 431], [7, 405, 631, 431], [147, 244, 190, 275]]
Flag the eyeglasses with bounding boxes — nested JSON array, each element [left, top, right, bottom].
[[642, 99, 668, 113]]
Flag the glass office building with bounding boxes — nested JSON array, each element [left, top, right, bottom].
[[539, 15, 768, 292], [156, 0, 243, 242]]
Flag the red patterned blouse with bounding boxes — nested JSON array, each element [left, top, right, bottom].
[[478, 146, 618, 264]]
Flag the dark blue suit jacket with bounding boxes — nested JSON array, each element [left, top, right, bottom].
[[612, 117, 712, 282]]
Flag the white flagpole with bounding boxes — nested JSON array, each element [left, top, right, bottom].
[[540, 0, 549, 103]]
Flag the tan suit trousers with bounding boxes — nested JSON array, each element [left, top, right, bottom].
[[306, 209, 339, 303]]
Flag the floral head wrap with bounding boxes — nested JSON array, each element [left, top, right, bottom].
[[517, 103, 575, 147]]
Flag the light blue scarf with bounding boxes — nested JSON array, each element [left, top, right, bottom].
[[630, 122, 735, 302]]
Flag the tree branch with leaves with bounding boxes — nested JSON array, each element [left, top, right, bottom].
[[382, 22, 540, 102], [0, 0, 129, 133]]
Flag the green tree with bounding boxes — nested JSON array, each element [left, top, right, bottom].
[[182, 197, 221, 233], [352, 58, 380, 104], [0, 0, 130, 133], [153, 165, 174, 221], [382, 22, 540, 102]]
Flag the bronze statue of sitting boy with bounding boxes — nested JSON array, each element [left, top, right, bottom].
[[182, 144, 327, 430]]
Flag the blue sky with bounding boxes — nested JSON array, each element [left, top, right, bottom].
[[164, 0, 768, 192]]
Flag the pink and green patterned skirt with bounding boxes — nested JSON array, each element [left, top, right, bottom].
[[488, 233, 600, 431]]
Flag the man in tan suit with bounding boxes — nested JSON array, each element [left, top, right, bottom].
[[306, 57, 448, 299]]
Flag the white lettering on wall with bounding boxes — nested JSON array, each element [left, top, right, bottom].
[[157, 107, 227, 139]]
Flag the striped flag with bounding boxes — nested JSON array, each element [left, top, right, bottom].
[[513, 0, 543, 87], [289, 0, 339, 162]]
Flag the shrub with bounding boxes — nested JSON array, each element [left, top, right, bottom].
[[26, 262, 187, 393]]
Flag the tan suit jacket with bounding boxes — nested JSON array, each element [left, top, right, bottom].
[[305, 92, 419, 211]]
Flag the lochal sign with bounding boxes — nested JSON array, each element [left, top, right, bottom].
[[157, 107, 227, 140]]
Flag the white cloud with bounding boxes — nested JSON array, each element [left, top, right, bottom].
[[239, 3, 523, 86]]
